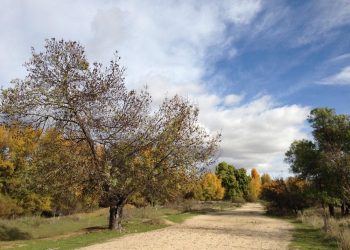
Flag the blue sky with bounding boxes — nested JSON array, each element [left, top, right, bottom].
[[204, 0, 350, 113], [0, 0, 349, 176]]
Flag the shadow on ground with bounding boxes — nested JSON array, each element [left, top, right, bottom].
[[0, 225, 32, 241]]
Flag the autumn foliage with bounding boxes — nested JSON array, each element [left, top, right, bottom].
[[248, 168, 261, 201], [261, 177, 311, 214], [195, 173, 225, 201]]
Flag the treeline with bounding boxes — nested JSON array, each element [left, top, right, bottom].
[[190, 162, 270, 203], [0, 39, 220, 230], [0, 126, 100, 217], [0, 121, 267, 219], [261, 108, 350, 227]]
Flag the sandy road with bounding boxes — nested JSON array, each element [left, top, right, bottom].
[[80, 203, 293, 250]]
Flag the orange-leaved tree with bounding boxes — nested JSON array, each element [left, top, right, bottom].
[[249, 168, 261, 201]]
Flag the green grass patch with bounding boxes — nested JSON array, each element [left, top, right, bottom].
[[289, 220, 338, 250], [0, 206, 200, 250], [165, 212, 198, 224], [0, 201, 239, 249], [3, 222, 165, 250]]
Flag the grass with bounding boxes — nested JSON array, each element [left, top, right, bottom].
[[0, 201, 241, 250], [0, 205, 193, 250], [2, 222, 165, 250], [265, 208, 339, 250], [0, 209, 108, 240], [0, 201, 232, 250], [289, 220, 338, 250], [297, 207, 350, 249], [166, 212, 197, 223]]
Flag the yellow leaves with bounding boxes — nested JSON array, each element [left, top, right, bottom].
[[0, 125, 40, 172], [199, 172, 225, 201], [251, 168, 259, 179], [261, 173, 272, 186], [249, 168, 261, 201], [286, 176, 306, 191]]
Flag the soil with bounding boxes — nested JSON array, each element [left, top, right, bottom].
[[80, 203, 293, 250]]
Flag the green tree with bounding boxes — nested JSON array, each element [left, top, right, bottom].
[[234, 168, 250, 198], [215, 162, 239, 200], [285, 108, 350, 219]]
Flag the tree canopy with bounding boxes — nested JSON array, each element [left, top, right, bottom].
[[285, 108, 350, 217], [0, 39, 220, 229]]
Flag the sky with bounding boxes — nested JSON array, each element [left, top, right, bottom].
[[1, 0, 350, 177]]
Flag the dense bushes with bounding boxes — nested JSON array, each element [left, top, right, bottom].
[[261, 177, 312, 214]]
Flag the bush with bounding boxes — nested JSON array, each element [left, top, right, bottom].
[[0, 195, 23, 218], [231, 196, 246, 204], [261, 177, 312, 214]]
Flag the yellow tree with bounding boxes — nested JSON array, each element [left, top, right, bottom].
[[261, 173, 272, 186], [34, 128, 98, 215], [0, 125, 51, 215], [249, 168, 261, 201], [200, 173, 225, 201]]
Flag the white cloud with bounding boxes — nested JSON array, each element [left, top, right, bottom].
[[245, 0, 350, 48], [223, 94, 244, 105], [321, 66, 350, 85], [0, 0, 309, 176], [329, 53, 350, 63], [200, 95, 310, 176]]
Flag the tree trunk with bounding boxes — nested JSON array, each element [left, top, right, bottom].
[[328, 204, 335, 217], [346, 203, 350, 215], [108, 204, 124, 230], [341, 203, 345, 216]]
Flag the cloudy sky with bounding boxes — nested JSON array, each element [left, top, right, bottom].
[[1, 0, 350, 176]]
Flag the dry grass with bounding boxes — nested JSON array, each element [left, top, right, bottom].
[[298, 208, 350, 250]]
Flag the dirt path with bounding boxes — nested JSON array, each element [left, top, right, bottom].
[[80, 203, 293, 250]]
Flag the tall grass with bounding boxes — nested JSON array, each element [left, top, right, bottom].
[[299, 208, 350, 250]]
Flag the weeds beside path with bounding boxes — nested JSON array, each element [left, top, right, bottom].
[[289, 220, 338, 250], [0, 207, 193, 250]]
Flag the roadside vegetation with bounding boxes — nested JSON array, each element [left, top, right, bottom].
[[261, 108, 350, 250], [0, 201, 238, 250]]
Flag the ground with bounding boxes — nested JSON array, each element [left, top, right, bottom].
[[80, 203, 293, 250]]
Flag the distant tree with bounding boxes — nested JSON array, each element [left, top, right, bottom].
[[249, 168, 261, 201], [215, 162, 239, 200], [198, 173, 224, 201], [234, 168, 250, 198], [261, 173, 272, 186]]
